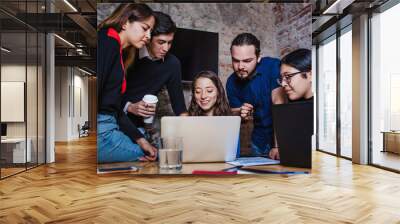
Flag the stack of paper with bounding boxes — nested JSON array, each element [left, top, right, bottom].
[[227, 157, 280, 167]]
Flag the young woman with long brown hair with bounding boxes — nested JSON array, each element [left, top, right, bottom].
[[183, 71, 241, 157], [97, 3, 157, 163], [186, 71, 231, 116]]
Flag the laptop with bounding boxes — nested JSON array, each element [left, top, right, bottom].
[[272, 101, 313, 168], [161, 116, 241, 163]]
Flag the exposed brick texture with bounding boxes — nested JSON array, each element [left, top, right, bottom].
[[98, 3, 311, 155], [273, 3, 312, 56]]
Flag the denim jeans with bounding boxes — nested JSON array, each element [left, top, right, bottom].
[[97, 114, 144, 163], [251, 142, 271, 157]]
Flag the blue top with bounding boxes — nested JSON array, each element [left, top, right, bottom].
[[226, 57, 281, 149]]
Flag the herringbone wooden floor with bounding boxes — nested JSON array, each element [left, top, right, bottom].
[[1, 135, 400, 224]]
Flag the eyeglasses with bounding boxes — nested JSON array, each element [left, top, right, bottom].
[[277, 71, 304, 86]]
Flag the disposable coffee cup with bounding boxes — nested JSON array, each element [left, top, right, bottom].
[[142, 94, 158, 124]]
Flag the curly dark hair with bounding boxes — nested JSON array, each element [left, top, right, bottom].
[[188, 71, 231, 116]]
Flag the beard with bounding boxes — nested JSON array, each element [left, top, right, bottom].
[[236, 68, 256, 80]]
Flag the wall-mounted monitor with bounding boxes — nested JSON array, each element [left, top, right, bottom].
[[1, 81, 25, 122], [1, 123, 7, 137], [169, 28, 219, 81]]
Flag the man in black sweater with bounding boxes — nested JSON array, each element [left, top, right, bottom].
[[122, 11, 186, 129]]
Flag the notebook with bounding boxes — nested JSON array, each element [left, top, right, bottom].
[[227, 157, 280, 167]]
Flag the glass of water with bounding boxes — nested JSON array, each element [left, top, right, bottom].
[[158, 137, 183, 169]]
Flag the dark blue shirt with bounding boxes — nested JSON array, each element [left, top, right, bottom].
[[226, 57, 281, 149]]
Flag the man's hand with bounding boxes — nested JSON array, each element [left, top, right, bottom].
[[272, 87, 286, 105], [240, 103, 254, 120], [136, 138, 158, 161], [127, 101, 156, 118], [269, 147, 280, 160]]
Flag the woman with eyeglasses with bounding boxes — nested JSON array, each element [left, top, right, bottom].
[[278, 48, 313, 102], [269, 48, 313, 160]]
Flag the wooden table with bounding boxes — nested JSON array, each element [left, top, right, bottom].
[[97, 161, 310, 175]]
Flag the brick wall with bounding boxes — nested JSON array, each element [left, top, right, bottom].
[[98, 3, 283, 86], [273, 3, 313, 57], [97, 2, 311, 100], [97, 3, 312, 155]]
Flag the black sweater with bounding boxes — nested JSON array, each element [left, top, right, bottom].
[[97, 27, 144, 141], [122, 53, 186, 127]]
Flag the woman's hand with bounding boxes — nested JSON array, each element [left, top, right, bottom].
[[127, 101, 156, 118], [136, 138, 158, 161], [269, 147, 280, 160]]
